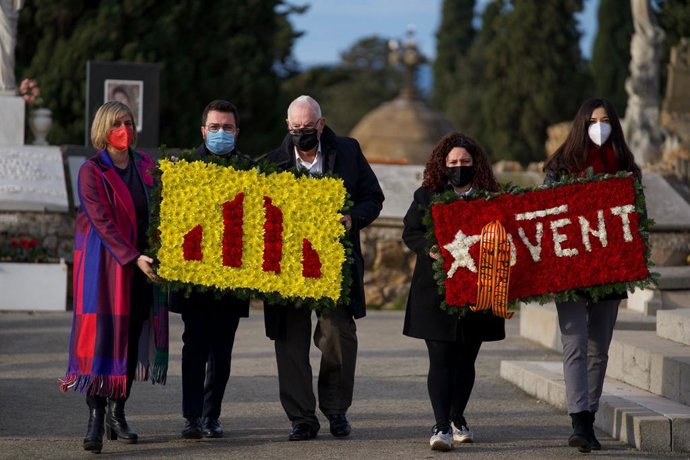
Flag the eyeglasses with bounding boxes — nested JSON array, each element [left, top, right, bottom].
[[288, 127, 317, 136], [205, 124, 235, 133], [288, 117, 322, 135], [113, 120, 133, 128]]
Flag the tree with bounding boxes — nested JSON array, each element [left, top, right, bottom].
[[431, 0, 476, 111], [442, 0, 503, 148], [591, 0, 633, 113], [16, 0, 302, 155], [282, 35, 401, 135], [480, 0, 589, 164]]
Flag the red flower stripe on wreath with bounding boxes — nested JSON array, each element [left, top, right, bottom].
[[222, 193, 244, 267], [432, 176, 649, 308], [302, 238, 322, 278], [182, 225, 203, 261], [263, 196, 283, 273]]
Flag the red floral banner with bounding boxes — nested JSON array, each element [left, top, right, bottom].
[[432, 176, 650, 308]]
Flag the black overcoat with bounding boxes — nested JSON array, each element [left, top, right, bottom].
[[402, 186, 505, 342], [263, 126, 384, 339]]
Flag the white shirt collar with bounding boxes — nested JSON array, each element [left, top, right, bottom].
[[294, 142, 323, 174]]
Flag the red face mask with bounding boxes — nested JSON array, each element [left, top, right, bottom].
[[108, 124, 134, 150]]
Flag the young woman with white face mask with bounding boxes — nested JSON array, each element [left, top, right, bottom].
[[542, 98, 642, 453]]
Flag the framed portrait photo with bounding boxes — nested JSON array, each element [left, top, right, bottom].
[[86, 61, 161, 147], [104, 79, 144, 132]]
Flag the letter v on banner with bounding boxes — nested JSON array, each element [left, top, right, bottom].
[[431, 176, 651, 310]]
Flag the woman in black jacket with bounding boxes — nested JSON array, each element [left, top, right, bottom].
[[402, 131, 505, 452]]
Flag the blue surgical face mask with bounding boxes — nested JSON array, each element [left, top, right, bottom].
[[205, 129, 235, 155]]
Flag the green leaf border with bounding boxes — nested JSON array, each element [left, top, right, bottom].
[[424, 172, 659, 315], [147, 148, 353, 311]]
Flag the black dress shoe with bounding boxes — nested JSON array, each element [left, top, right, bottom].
[[327, 414, 351, 437], [182, 417, 203, 439], [288, 423, 318, 441], [202, 417, 223, 438]]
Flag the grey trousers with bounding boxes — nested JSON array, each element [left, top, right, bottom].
[[556, 299, 620, 414], [274, 304, 358, 429]]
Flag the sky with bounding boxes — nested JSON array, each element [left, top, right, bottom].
[[289, 0, 600, 68]]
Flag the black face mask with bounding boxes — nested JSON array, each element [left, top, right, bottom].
[[291, 129, 319, 151], [446, 165, 475, 188]]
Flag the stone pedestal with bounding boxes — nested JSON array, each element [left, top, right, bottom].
[[0, 96, 25, 146]]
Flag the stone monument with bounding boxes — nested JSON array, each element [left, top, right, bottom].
[[623, 0, 665, 165], [661, 38, 690, 182], [0, 0, 25, 146], [0, 0, 23, 93]]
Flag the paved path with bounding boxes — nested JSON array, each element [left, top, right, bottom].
[[0, 309, 679, 459]]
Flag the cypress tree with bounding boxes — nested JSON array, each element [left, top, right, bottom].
[[590, 0, 633, 113], [444, 0, 503, 147], [431, 0, 476, 111], [481, 0, 588, 164]]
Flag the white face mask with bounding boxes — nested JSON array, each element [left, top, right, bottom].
[[588, 121, 612, 147]]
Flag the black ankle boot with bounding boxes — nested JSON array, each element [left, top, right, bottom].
[[83, 407, 105, 453], [568, 411, 591, 453], [588, 411, 601, 450], [106, 399, 138, 443]]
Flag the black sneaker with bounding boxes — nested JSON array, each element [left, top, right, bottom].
[[327, 414, 351, 437], [182, 417, 203, 439]]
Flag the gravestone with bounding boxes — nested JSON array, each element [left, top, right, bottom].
[[370, 164, 423, 221], [0, 95, 24, 145], [0, 146, 69, 212]]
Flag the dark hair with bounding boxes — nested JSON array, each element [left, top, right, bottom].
[[544, 98, 641, 180], [201, 100, 240, 127], [422, 131, 500, 192], [111, 86, 130, 100]]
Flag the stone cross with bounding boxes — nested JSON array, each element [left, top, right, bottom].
[[387, 26, 426, 100], [0, 0, 24, 95], [622, 0, 665, 165]]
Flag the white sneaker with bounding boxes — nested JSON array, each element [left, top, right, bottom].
[[452, 422, 474, 443], [430, 426, 453, 451]]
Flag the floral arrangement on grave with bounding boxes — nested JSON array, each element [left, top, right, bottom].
[[0, 236, 59, 263], [150, 152, 352, 311], [19, 79, 44, 109], [427, 173, 657, 318]]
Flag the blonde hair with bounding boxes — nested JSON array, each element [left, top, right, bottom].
[[90, 101, 137, 150]]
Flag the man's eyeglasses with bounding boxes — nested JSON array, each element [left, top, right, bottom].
[[205, 124, 235, 133], [288, 127, 317, 136]]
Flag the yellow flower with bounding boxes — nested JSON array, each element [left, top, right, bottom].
[[157, 160, 347, 301]]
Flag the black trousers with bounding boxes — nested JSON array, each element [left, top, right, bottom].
[[87, 271, 151, 409], [274, 304, 357, 430], [181, 306, 241, 419], [424, 329, 483, 428]]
